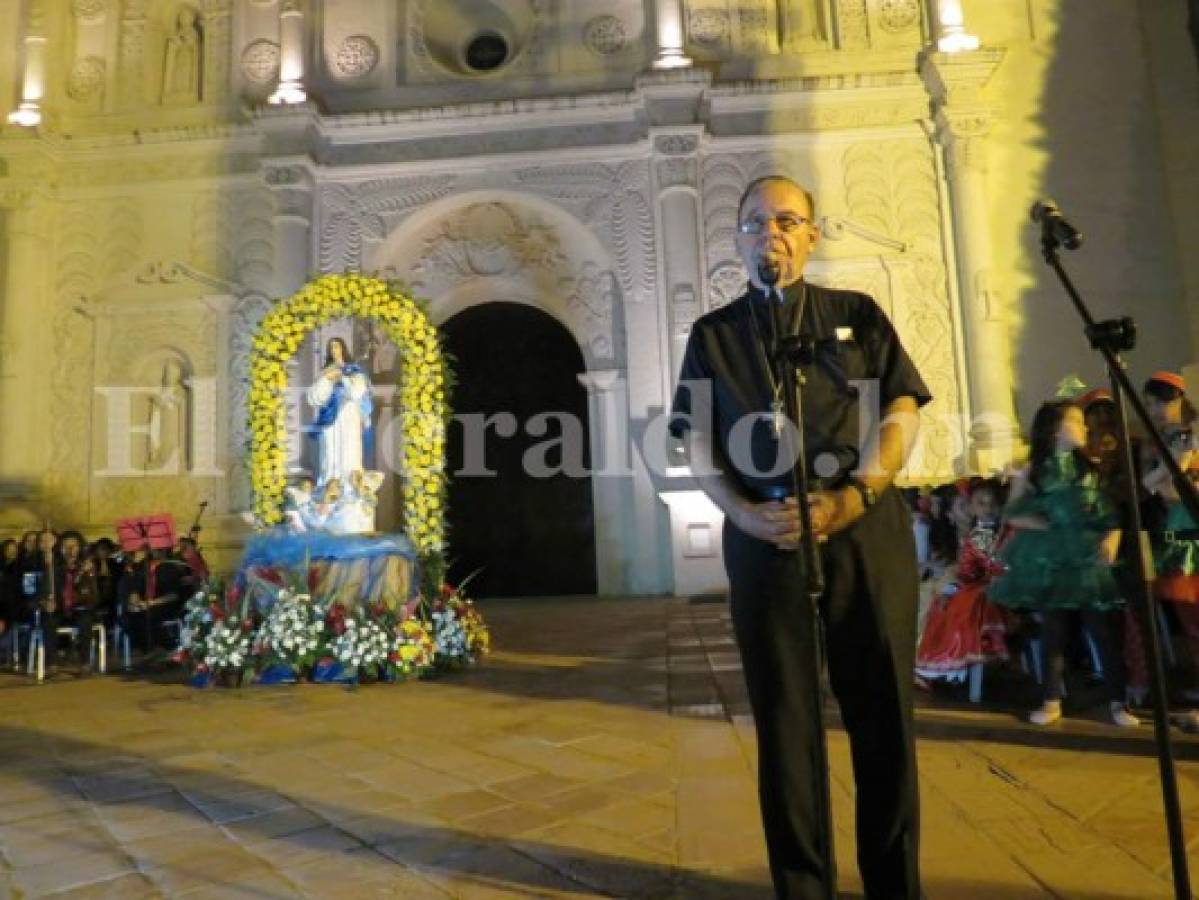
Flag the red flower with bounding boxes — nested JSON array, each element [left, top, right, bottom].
[[258, 567, 285, 586], [241, 618, 254, 632], [387, 652, 398, 663], [308, 565, 320, 591], [210, 605, 226, 621], [440, 583, 455, 598]]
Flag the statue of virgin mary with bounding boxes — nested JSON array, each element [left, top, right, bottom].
[[305, 337, 373, 487]]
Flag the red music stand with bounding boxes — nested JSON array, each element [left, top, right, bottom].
[[116, 515, 177, 553]]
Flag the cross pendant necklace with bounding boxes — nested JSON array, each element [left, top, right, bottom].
[[748, 283, 805, 440]]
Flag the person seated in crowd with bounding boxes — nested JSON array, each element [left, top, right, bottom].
[[27, 529, 66, 668], [119, 546, 185, 657], [91, 538, 121, 623], [172, 533, 209, 584], [54, 531, 101, 670], [0, 538, 19, 637]]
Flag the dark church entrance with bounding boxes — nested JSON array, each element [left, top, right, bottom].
[[442, 303, 597, 598]]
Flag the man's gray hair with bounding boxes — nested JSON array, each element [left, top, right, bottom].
[[737, 175, 817, 224]]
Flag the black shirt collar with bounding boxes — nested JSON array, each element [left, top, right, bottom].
[[746, 279, 807, 307]]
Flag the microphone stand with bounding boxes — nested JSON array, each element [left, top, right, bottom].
[[772, 321, 837, 900], [1040, 226, 1193, 900]]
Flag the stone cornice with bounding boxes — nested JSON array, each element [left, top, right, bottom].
[[918, 47, 1006, 107]]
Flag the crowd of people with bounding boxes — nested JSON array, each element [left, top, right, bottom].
[[0, 527, 209, 673], [906, 371, 1199, 729]]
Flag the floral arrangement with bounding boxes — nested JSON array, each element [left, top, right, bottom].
[[246, 273, 450, 570], [327, 608, 393, 679], [253, 588, 325, 673], [176, 583, 255, 681], [430, 583, 492, 667], [391, 616, 437, 679], [175, 576, 482, 687], [205, 620, 253, 673]]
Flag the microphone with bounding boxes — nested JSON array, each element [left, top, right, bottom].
[[1030, 200, 1083, 250]]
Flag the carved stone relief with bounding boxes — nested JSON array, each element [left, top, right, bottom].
[[737, 4, 776, 53], [332, 35, 380, 79], [780, 0, 831, 48], [877, 0, 920, 32], [67, 56, 106, 103], [318, 176, 459, 273], [708, 261, 747, 309], [835, 0, 870, 48], [840, 139, 960, 478], [118, 3, 147, 106], [655, 134, 699, 155], [583, 15, 628, 56], [190, 187, 276, 291], [161, 5, 204, 105], [688, 9, 730, 48], [657, 157, 698, 190], [202, 1, 233, 103], [71, 0, 107, 21], [44, 197, 153, 522], [241, 39, 280, 84], [227, 292, 273, 511], [407, 200, 617, 362], [514, 161, 656, 309]]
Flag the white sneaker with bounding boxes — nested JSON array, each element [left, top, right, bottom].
[[1110, 702, 1140, 728], [1029, 701, 1062, 726]]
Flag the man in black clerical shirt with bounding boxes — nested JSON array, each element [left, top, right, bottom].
[[670, 176, 929, 899]]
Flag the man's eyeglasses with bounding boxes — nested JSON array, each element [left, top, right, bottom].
[[737, 215, 811, 235]]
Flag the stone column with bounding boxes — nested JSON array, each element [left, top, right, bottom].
[[930, 0, 980, 53], [921, 49, 1020, 473], [577, 369, 632, 595], [265, 163, 315, 478], [651, 130, 705, 384], [265, 163, 314, 296], [648, 0, 692, 69], [0, 190, 51, 521], [7, 0, 46, 127], [269, 0, 307, 105]]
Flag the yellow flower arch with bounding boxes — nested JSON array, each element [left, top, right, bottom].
[[248, 274, 448, 558]]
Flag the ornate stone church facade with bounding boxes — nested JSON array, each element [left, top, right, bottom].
[[1, 1, 1194, 595]]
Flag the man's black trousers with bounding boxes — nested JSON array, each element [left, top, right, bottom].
[[723, 488, 921, 900]]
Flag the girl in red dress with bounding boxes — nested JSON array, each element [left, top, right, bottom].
[[916, 479, 1010, 685]]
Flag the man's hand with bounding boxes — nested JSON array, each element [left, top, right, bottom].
[[808, 488, 866, 539], [731, 498, 802, 550]]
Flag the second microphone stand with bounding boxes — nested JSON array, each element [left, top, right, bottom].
[[774, 333, 837, 900]]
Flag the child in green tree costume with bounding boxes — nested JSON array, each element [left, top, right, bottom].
[[990, 399, 1138, 728]]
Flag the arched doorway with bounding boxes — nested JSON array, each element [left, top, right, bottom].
[[443, 302, 597, 598]]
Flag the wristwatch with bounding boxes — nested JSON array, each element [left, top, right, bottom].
[[846, 477, 877, 509]]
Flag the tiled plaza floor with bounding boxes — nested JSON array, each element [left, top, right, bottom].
[[1, 596, 1197, 898]]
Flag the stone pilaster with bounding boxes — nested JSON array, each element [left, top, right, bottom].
[[0, 188, 52, 520], [921, 48, 1021, 473]]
